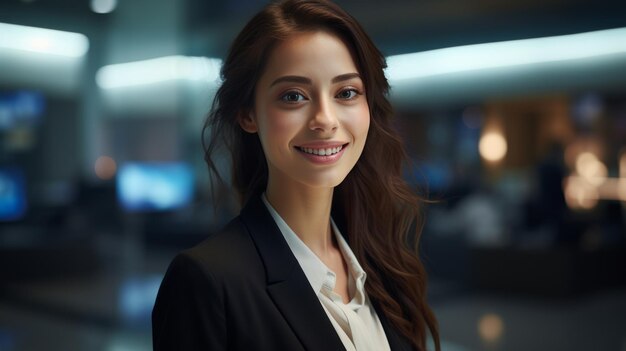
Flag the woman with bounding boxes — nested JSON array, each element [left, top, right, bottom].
[[152, 1, 440, 350]]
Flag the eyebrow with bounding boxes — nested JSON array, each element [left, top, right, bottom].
[[269, 73, 361, 87], [332, 73, 361, 84]]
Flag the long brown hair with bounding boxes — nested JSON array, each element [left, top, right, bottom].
[[202, 1, 440, 350]]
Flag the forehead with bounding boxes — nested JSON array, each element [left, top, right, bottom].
[[259, 31, 359, 84]]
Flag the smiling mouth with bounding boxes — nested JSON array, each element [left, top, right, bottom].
[[295, 143, 349, 156]]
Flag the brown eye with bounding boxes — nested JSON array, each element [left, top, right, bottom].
[[337, 89, 358, 100], [281, 91, 306, 102]]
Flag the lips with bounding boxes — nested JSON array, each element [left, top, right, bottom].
[[296, 144, 344, 156], [294, 142, 349, 164]]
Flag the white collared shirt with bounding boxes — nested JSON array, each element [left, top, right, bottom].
[[262, 194, 391, 351]]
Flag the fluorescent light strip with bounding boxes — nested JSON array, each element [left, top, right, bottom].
[[0, 22, 89, 58], [386, 27, 626, 81], [96, 56, 222, 89]]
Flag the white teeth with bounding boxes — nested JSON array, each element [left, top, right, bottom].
[[299, 145, 343, 156]]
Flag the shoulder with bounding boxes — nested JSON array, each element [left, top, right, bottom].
[[153, 220, 261, 350], [154, 216, 266, 320], [170, 216, 265, 284]]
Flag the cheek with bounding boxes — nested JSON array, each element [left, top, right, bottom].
[[257, 106, 300, 144], [348, 103, 370, 141]]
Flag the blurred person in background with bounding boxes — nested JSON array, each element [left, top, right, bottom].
[[151, 0, 440, 350]]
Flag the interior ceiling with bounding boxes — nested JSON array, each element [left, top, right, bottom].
[[186, 0, 626, 56], [1, 0, 625, 58], [1, 0, 625, 105]]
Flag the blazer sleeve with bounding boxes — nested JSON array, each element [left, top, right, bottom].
[[152, 253, 227, 350]]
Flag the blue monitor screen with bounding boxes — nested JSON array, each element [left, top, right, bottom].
[[0, 168, 27, 221], [118, 274, 163, 326], [117, 162, 194, 212], [0, 91, 45, 131]]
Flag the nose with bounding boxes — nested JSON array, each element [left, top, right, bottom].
[[308, 97, 338, 134]]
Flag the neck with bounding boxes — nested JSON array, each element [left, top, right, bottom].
[[266, 179, 335, 256]]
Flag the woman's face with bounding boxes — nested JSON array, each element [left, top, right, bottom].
[[242, 31, 370, 191]]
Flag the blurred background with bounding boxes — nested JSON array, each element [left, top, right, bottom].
[[1, 0, 625, 350]]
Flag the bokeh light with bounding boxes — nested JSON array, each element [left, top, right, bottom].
[[94, 155, 117, 180], [462, 106, 483, 129], [479, 131, 507, 162], [575, 152, 607, 186], [91, 0, 117, 14], [564, 176, 599, 209], [478, 313, 504, 344]]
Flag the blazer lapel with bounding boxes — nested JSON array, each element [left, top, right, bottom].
[[240, 195, 345, 351]]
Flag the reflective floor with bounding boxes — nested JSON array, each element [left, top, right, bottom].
[[433, 287, 626, 351], [1, 259, 625, 351]]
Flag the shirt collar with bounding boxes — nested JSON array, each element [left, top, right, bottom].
[[262, 193, 367, 307], [331, 219, 367, 306]]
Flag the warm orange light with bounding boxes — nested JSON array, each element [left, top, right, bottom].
[[479, 132, 507, 162], [94, 155, 117, 180], [575, 152, 607, 186], [478, 313, 504, 343], [564, 176, 599, 209], [595, 178, 626, 202], [564, 147, 626, 207]]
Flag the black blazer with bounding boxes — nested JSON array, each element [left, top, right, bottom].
[[152, 194, 413, 351]]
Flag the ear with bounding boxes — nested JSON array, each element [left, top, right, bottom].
[[238, 110, 258, 133]]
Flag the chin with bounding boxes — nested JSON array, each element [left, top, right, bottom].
[[300, 172, 350, 189]]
